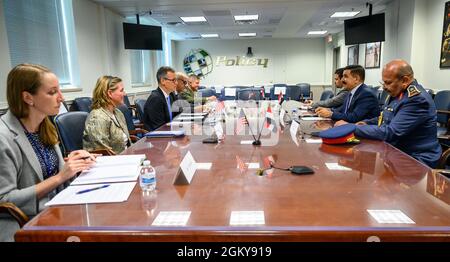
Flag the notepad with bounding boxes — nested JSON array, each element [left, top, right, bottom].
[[45, 182, 136, 206], [145, 130, 185, 137]]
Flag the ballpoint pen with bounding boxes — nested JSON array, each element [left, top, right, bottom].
[[76, 184, 110, 194]]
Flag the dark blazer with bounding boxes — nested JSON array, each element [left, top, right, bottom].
[[143, 87, 179, 131], [331, 83, 380, 123]]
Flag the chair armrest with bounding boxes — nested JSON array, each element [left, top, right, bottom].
[[437, 110, 450, 114], [134, 123, 144, 129], [0, 202, 29, 228], [437, 147, 450, 169]]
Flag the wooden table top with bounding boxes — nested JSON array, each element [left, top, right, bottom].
[[16, 109, 450, 241]]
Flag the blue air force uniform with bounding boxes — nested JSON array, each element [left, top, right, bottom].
[[355, 80, 441, 167]]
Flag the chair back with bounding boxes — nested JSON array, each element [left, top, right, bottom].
[[54, 111, 89, 155], [117, 104, 135, 131], [286, 85, 300, 101], [123, 95, 132, 108], [198, 88, 216, 98], [237, 88, 263, 101], [70, 97, 92, 112], [378, 90, 389, 108], [320, 90, 335, 101], [296, 83, 312, 100], [135, 99, 147, 123], [434, 90, 450, 125]]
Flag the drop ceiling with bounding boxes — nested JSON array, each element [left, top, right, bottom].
[[92, 0, 390, 40]]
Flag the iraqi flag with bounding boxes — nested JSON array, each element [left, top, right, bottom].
[[277, 90, 283, 104], [264, 104, 277, 133]]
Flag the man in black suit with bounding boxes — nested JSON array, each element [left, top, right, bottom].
[[143, 66, 179, 131], [316, 65, 379, 123]]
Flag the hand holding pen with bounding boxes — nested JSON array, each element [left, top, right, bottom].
[[60, 150, 98, 181]]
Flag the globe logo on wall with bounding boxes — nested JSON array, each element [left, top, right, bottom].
[[183, 48, 213, 78]]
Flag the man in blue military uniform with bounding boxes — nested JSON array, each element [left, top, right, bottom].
[[352, 59, 441, 167]]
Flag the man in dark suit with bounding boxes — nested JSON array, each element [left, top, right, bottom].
[[143, 66, 179, 131], [316, 65, 379, 123]]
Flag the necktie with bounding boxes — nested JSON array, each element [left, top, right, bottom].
[[345, 93, 352, 113], [166, 96, 172, 122]]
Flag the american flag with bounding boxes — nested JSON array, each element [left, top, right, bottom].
[[215, 100, 225, 113], [234, 108, 247, 134], [264, 104, 277, 133], [236, 155, 248, 172], [277, 90, 284, 104]]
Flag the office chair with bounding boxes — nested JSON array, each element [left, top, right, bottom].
[[320, 90, 335, 101], [0, 202, 29, 228], [434, 90, 450, 136], [237, 88, 263, 101], [296, 83, 313, 101], [378, 90, 389, 110], [198, 88, 216, 98], [134, 99, 147, 123], [69, 97, 92, 112], [287, 85, 301, 101], [117, 104, 147, 142], [54, 112, 113, 156], [436, 147, 450, 169]]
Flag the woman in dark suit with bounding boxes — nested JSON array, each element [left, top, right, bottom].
[[0, 64, 96, 241]]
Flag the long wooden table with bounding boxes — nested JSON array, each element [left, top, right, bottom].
[[15, 108, 450, 241]]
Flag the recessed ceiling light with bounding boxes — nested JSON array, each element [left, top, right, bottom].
[[307, 31, 327, 35], [234, 14, 259, 21], [180, 16, 207, 23], [330, 11, 360, 18], [239, 32, 257, 37], [201, 33, 219, 38]]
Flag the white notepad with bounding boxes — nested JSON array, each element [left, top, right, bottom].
[[367, 210, 415, 224], [45, 182, 136, 206], [152, 211, 191, 226]]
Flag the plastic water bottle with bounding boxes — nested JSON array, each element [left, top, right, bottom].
[[291, 109, 299, 120], [140, 160, 156, 192]]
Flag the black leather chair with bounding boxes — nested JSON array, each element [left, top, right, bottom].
[[287, 85, 301, 101], [70, 97, 92, 112], [198, 88, 216, 98], [320, 90, 334, 101], [237, 88, 263, 100]]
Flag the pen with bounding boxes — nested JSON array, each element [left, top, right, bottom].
[[64, 156, 94, 161], [76, 184, 110, 194]]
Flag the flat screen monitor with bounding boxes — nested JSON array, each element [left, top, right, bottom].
[[344, 13, 385, 45], [123, 23, 163, 50]]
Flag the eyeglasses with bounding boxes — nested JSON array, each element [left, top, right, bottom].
[[164, 77, 178, 83]]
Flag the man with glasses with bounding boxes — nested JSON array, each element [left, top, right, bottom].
[[143, 66, 180, 131], [353, 59, 441, 167]]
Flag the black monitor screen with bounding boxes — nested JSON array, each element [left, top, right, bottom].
[[123, 23, 163, 50], [344, 13, 385, 45]]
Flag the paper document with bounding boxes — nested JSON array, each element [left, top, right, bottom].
[[180, 112, 208, 116], [301, 117, 329, 121], [71, 154, 145, 185], [167, 121, 193, 126], [45, 182, 136, 206], [175, 116, 204, 121], [230, 211, 265, 226], [145, 130, 185, 137], [367, 210, 415, 224]]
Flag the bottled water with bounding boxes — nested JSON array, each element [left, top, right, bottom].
[[139, 160, 156, 192]]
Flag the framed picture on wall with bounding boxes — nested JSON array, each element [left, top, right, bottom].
[[365, 42, 382, 69], [440, 1, 450, 68], [347, 45, 359, 65]]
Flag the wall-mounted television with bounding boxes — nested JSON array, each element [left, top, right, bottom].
[[344, 13, 385, 45], [123, 23, 163, 50]]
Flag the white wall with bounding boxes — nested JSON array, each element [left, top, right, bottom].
[[173, 38, 332, 87], [0, 0, 149, 109], [421, 0, 450, 91], [0, 0, 11, 108]]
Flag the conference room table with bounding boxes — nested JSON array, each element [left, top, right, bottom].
[[15, 102, 450, 241]]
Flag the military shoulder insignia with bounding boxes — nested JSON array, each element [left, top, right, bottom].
[[407, 85, 421, 98]]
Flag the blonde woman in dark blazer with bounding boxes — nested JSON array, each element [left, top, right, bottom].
[[83, 76, 131, 154], [0, 64, 96, 241]]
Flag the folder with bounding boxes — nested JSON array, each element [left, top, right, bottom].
[[145, 130, 185, 138]]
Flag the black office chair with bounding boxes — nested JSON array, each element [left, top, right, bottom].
[[237, 88, 263, 101], [54, 112, 113, 156], [198, 88, 216, 98], [296, 83, 313, 101], [69, 97, 92, 112], [320, 90, 334, 101], [434, 90, 450, 136]]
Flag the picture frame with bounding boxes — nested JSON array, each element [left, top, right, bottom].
[[347, 45, 359, 66], [365, 42, 382, 69], [440, 1, 450, 68]]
